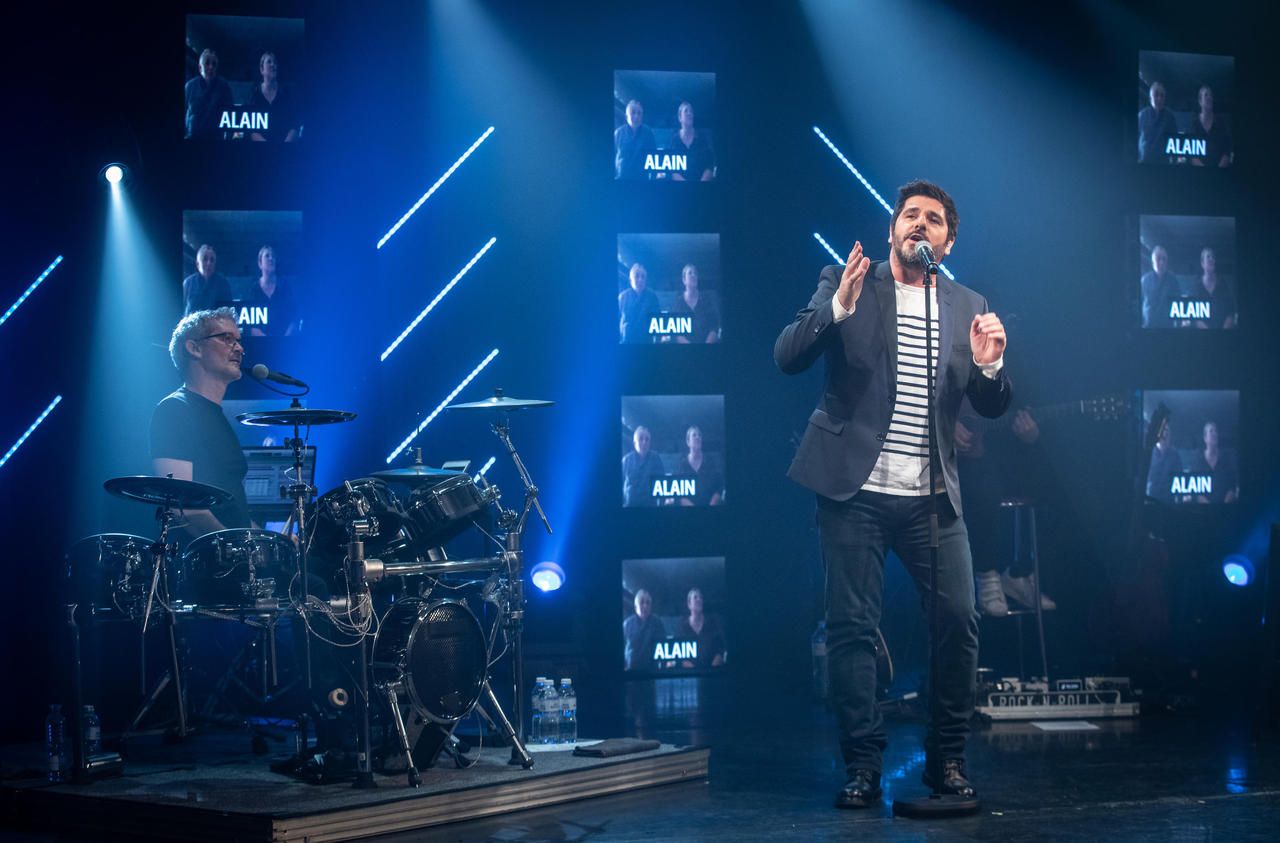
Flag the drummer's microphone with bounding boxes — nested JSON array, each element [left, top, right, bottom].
[[251, 363, 308, 389]]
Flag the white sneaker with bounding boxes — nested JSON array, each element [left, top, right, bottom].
[[1000, 573, 1056, 611], [976, 570, 1009, 616]]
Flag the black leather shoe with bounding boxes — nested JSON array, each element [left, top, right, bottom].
[[835, 769, 882, 809], [922, 758, 976, 798]]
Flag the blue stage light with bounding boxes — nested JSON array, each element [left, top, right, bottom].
[[812, 126, 956, 281], [387, 349, 500, 463], [381, 237, 497, 361], [1, 255, 62, 329], [530, 561, 565, 593], [813, 232, 843, 264], [103, 164, 124, 185], [377, 126, 495, 249], [1, 396, 62, 470], [1222, 555, 1254, 587], [473, 456, 496, 482]]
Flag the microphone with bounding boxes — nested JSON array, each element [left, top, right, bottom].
[[250, 363, 308, 389], [914, 240, 938, 269]]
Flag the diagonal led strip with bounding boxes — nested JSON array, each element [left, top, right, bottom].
[[814, 232, 843, 264], [381, 237, 497, 361], [812, 126, 956, 281], [473, 456, 496, 482], [0, 395, 62, 469], [2, 256, 63, 328], [387, 349, 500, 464], [377, 126, 495, 250]]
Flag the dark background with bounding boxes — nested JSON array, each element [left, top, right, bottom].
[[2, 0, 1277, 743]]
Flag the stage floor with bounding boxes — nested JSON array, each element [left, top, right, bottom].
[[4, 679, 1280, 841]]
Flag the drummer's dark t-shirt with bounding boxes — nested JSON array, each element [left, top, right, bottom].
[[150, 387, 250, 528]]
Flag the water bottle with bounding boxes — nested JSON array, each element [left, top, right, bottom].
[[530, 678, 548, 744], [82, 705, 102, 755], [811, 620, 829, 701], [559, 678, 578, 745], [541, 679, 562, 744], [45, 704, 68, 783]]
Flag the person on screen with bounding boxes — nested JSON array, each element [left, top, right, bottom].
[[671, 264, 721, 344], [668, 101, 716, 182], [185, 49, 234, 139], [1140, 245, 1179, 328], [1146, 417, 1184, 503], [619, 262, 660, 344], [675, 588, 726, 668], [1191, 247, 1237, 330], [246, 246, 299, 337], [183, 245, 233, 316], [623, 589, 667, 670], [615, 99, 657, 180], [622, 425, 666, 507], [1189, 421, 1239, 503], [1189, 85, 1232, 169], [248, 52, 300, 143], [1137, 81, 1178, 164], [673, 425, 724, 507]]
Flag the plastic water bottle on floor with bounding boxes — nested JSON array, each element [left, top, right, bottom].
[[82, 705, 101, 755], [45, 704, 68, 783], [530, 678, 548, 744], [542, 678, 562, 744], [559, 678, 578, 745]]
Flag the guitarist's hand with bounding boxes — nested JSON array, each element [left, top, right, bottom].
[[955, 420, 983, 458], [1011, 409, 1040, 445]]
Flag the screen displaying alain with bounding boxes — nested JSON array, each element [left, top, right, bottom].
[[182, 210, 303, 337], [185, 15, 304, 141], [1142, 390, 1239, 504], [621, 395, 725, 507], [618, 234, 722, 345], [1138, 215, 1237, 330], [622, 557, 727, 674], [614, 70, 717, 181], [1137, 50, 1233, 167]]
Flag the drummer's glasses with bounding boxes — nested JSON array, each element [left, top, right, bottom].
[[199, 331, 243, 348]]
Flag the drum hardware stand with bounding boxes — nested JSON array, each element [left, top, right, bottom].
[[345, 527, 379, 789], [282, 401, 319, 751], [65, 603, 124, 782], [380, 681, 422, 787]]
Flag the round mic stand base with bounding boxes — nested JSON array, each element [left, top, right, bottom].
[[892, 793, 981, 819]]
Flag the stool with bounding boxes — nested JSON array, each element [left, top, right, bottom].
[[984, 497, 1050, 683]]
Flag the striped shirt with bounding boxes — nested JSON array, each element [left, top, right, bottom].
[[861, 281, 944, 496]]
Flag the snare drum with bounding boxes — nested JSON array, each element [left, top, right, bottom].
[[404, 475, 491, 553], [179, 529, 297, 608]]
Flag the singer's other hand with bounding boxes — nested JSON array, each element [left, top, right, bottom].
[[970, 312, 1006, 365], [837, 240, 871, 312]]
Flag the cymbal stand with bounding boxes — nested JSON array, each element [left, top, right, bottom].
[[345, 526, 378, 789], [283, 400, 317, 716], [126, 502, 188, 740]]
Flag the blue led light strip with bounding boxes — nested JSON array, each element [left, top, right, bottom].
[[387, 349, 500, 463], [380, 237, 497, 361], [0, 395, 62, 469], [377, 127, 495, 250], [1, 256, 63, 328], [811, 127, 956, 281], [813, 232, 843, 264], [473, 456, 496, 482]]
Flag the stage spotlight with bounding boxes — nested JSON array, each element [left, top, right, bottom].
[[100, 163, 127, 186], [1223, 555, 1254, 587], [530, 561, 565, 593]]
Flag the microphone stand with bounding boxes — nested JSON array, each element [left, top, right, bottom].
[[893, 259, 980, 819]]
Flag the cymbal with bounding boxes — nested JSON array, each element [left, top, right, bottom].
[[237, 408, 357, 427], [447, 389, 553, 412], [370, 466, 464, 484], [104, 476, 233, 509]]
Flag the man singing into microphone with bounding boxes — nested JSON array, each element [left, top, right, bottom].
[[775, 181, 1010, 808], [151, 307, 252, 537]]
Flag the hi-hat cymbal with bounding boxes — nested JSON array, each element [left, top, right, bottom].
[[370, 466, 465, 485], [447, 388, 553, 412], [104, 476, 233, 509], [237, 408, 357, 427]]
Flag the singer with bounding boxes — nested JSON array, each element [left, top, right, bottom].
[[774, 181, 1010, 808], [150, 307, 252, 536]]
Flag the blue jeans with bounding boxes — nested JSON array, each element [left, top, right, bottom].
[[816, 490, 979, 774]]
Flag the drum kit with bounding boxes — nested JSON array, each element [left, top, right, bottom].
[[64, 389, 555, 787]]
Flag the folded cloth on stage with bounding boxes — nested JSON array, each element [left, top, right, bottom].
[[572, 738, 661, 758]]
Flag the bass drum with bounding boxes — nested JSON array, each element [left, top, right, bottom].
[[371, 598, 487, 724], [404, 475, 491, 554], [65, 533, 157, 616], [179, 529, 297, 608]]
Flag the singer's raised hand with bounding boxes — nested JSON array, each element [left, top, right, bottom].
[[970, 312, 1006, 365], [837, 241, 871, 312]]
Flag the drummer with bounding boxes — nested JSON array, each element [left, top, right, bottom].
[[151, 307, 252, 537]]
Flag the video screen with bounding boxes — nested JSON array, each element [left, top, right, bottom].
[[182, 210, 304, 337], [621, 395, 725, 508], [614, 70, 717, 181], [622, 557, 727, 674], [185, 15, 304, 142], [1137, 51, 1233, 167], [1141, 390, 1239, 504], [1138, 216, 1237, 330], [617, 233, 722, 345]]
